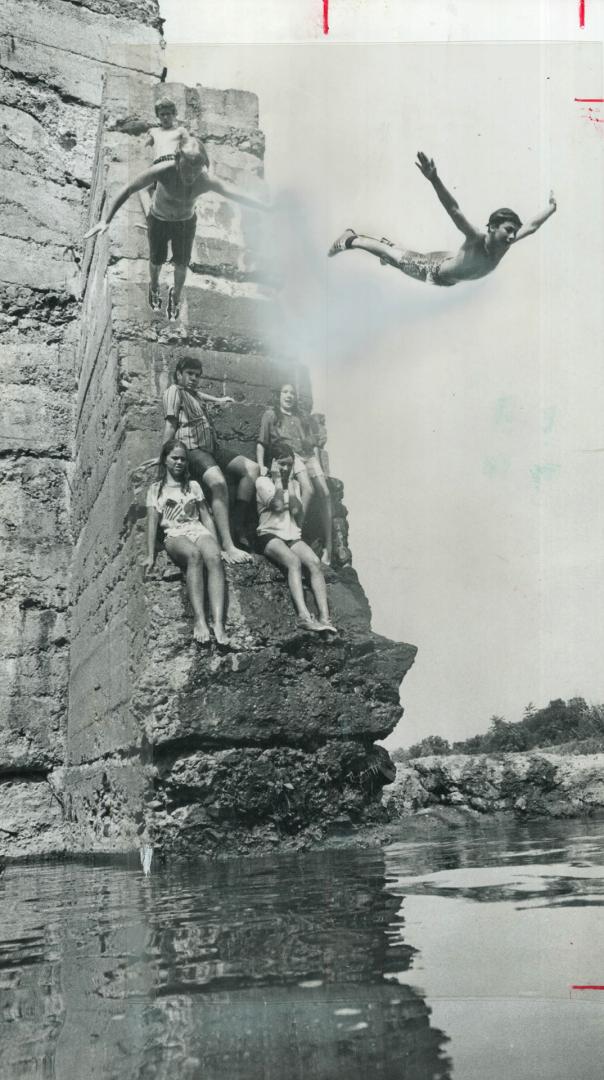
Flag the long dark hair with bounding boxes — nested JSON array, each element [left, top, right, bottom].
[[156, 439, 191, 498], [274, 381, 311, 429]]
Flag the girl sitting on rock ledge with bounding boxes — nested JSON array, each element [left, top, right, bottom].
[[255, 441, 336, 635], [143, 440, 231, 648]]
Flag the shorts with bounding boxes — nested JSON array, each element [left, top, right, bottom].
[[392, 249, 455, 287], [187, 446, 242, 481], [148, 212, 197, 266], [164, 521, 213, 544], [256, 532, 299, 554], [292, 453, 325, 480]]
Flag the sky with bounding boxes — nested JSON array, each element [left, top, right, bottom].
[[160, 2, 604, 749]]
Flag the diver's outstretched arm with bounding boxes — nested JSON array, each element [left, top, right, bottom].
[[514, 191, 557, 242], [84, 162, 170, 239], [416, 152, 480, 239], [205, 176, 271, 212]]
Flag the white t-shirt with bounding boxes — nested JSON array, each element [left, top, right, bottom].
[[146, 479, 206, 532], [256, 477, 302, 541]]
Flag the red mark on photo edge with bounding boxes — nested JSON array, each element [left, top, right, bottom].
[[579, 0, 586, 28], [323, 0, 329, 35], [571, 985, 604, 990], [574, 98, 604, 102]]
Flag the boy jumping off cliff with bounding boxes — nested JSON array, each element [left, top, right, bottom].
[[84, 135, 269, 320], [328, 152, 556, 287]]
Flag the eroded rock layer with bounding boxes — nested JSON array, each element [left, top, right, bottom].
[[0, 0, 163, 857]]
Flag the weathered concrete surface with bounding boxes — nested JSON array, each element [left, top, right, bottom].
[[0, 0, 163, 859], [385, 752, 604, 819]]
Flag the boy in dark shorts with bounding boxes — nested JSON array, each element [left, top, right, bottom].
[[255, 441, 336, 633], [163, 356, 259, 564], [85, 135, 270, 320], [328, 151, 556, 287]]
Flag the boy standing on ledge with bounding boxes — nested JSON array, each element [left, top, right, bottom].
[[328, 151, 556, 287]]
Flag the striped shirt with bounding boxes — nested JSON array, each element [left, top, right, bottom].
[[162, 385, 216, 452]]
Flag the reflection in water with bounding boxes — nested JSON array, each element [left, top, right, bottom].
[[384, 818, 604, 1080], [2, 818, 603, 1079], [0, 850, 451, 1080]]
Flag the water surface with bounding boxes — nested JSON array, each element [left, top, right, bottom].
[[0, 817, 602, 1078]]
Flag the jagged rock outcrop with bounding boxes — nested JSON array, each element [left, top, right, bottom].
[[385, 752, 604, 819], [1, 4, 417, 859]]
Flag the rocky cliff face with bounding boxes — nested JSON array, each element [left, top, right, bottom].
[[1, 3, 417, 859], [0, 0, 162, 857], [62, 72, 416, 857], [386, 752, 604, 819]]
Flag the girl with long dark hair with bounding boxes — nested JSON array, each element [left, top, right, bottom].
[[143, 440, 230, 647]]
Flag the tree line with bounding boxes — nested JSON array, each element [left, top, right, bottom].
[[393, 698, 604, 761]]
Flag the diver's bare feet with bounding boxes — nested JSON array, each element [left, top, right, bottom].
[[321, 550, 332, 567], [222, 546, 252, 565], [193, 620, 211, 645], [328, 228, 356, 257]]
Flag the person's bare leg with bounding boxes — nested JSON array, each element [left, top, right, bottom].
[[263, 539, 319, 630], [292, 540, 336, 630], [172, 262, 187, 309], [328, 227, 409, 264], [202, 465, 251, 564], [165, 536, 211, 643], [194, 534, 230, 646], [312, 475, 333, 565], [149, 260, 161, 293], [296, 467, 313, 520], [226, 456, 260, 548]]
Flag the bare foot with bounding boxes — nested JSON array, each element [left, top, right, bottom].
[[193, 620, 211, 645], [321, 550, 332, 567], [316, 619, 338, 634], [212, 625, 232, 649], [222, 546, 253, 565], [296, 614, 323, 633], [328, 228, 356, 257]]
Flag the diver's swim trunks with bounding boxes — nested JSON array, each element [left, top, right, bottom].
[[384, 246, 455, 287]]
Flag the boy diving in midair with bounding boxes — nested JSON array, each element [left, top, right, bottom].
[[328, 152, 556, 287]]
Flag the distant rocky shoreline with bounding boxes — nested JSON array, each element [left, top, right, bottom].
[[383, 751, 604, 820]]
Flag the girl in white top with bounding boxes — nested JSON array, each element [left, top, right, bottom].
[[255, 441, 336, 634], [144, 439, 230, 647]]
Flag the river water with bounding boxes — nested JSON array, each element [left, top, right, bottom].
[[0, 817, 602, 1079]]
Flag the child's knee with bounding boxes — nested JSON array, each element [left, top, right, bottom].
[[204, 549, 222, 572], [286, 551, 302, 572], [207, 474, 228, 500], [244, 460, 260, 482]]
